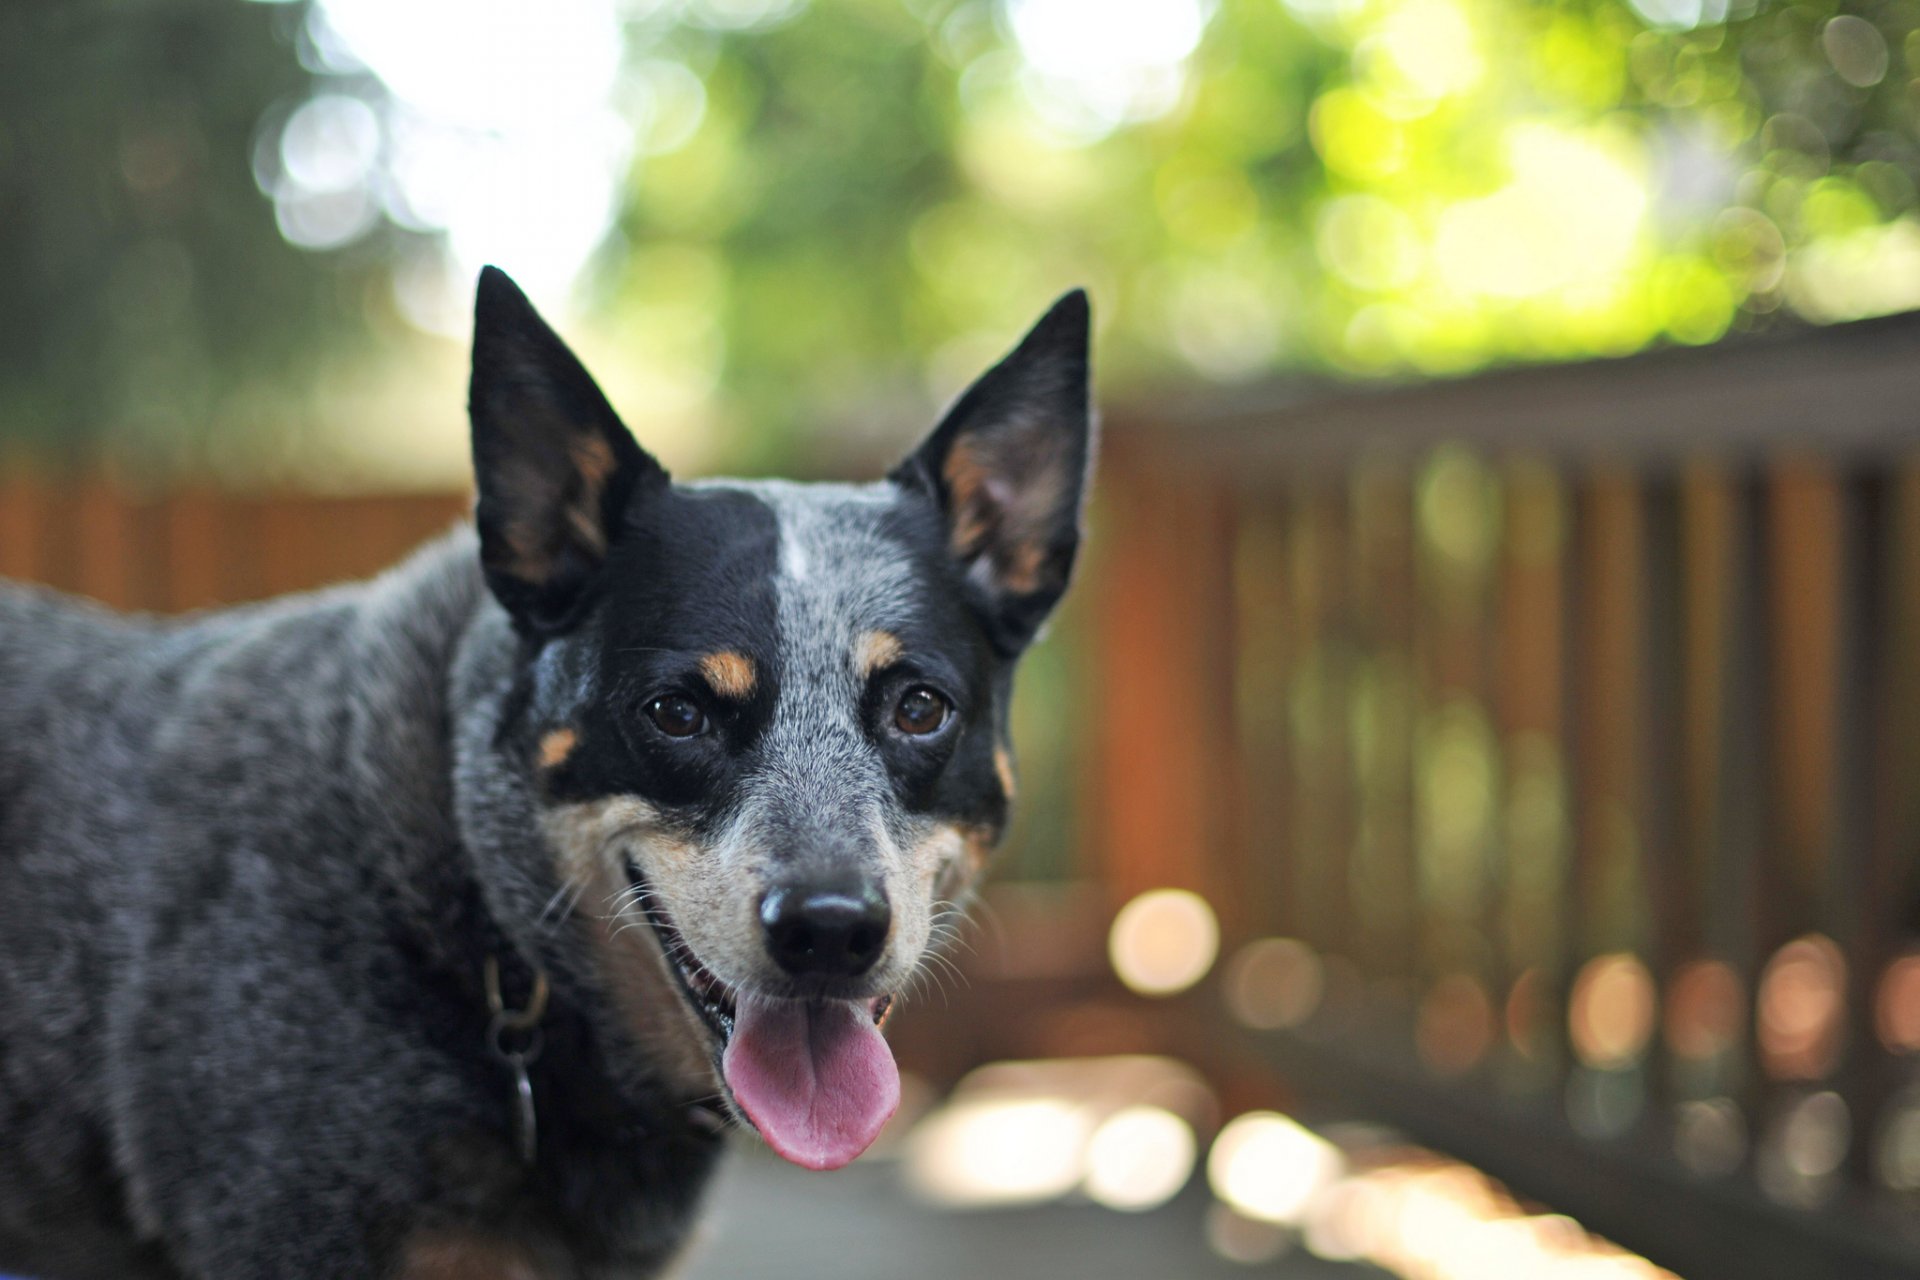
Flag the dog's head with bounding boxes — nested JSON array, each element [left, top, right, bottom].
[[462, 268, 1090, 1170]]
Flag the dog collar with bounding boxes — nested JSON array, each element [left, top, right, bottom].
[[484, 954, 550, 1165], [483, 953, 734, 1165]]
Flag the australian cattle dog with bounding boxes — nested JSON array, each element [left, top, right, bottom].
[[0, 267, 1093, 1278]]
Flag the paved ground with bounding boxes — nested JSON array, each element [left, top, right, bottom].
[[680, 1150, 1376, 1280]]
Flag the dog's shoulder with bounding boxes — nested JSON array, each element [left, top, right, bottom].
[[0, 526, 487, 798]]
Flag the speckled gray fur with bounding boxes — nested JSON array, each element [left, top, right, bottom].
[[0, 273, 1092, 1280], [0, 534, 722, 1279]]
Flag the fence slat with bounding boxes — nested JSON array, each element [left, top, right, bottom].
[[0, 484, 470, 612]]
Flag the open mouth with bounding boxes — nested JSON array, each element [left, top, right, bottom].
[[624, 857, 895, 1046], [623, 857, 903, 1171], [626, 860, 742, 1047]]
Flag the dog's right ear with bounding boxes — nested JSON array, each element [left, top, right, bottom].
[[892, 290, 1093, 655], [469, 266, 664, 636]]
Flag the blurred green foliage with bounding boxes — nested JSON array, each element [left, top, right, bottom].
[[620, 0, 1920, 468], [0, 1, 377, 465], [5, 0, 1920, 471]]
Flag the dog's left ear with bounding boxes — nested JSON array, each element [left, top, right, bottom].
[[469, 266, 665, 635], [893, 290, 1094, 654]]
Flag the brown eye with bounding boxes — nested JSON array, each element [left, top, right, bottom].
[[647, 695, 708, 739], [894, 686, 951, 737]]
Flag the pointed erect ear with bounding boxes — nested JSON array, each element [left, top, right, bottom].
[[891, 290, 1094, 654], [468, 266, 664, 635]]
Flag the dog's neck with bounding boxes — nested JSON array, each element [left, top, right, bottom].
[[342, 540, 730, 1222], [436, 577, 732, 1132]]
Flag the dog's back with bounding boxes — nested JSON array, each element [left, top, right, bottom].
[[0, 586, 180, 1275], [0, 536, 487, 1279]]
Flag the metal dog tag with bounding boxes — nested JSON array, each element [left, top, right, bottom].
[[484, 956, 550, 1167], [506, 1052, 537, 1166]]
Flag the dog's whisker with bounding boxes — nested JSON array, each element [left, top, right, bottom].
[[605, 882, 659, 912], [944, 893, 1009, 971], [901, 966, 936, 1009], [538, 876, 591, 934], [535, 878, 576, 928], [923, 949, 968, 995], [924, 916, 979, 963], [608, 918, 651, 944]]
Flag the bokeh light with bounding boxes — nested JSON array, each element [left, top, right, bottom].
[[904, 1056, 1213, 1212], [1108, 888, 1219, 997], [1207, 1112, 1345, 1225], [1875, 953, 1920, 1054], [1416, 973, 1496, 1076], [1673, 1096, 1747, 1177], [1207, 1127, 1687, 1280], [1664, 959, 1744, 1062], [1224, 936, 1324, 1030], [1432, 124, 1649, 304], [272, 0, 636, 328], [906, 1094, 1092, 1208], [1504, 968, 1547, 1060], [18, 0, 1920, 471], [1004, 0, 1212, 139], [1083, 1105, 1196, 1211], [1757, 934, 1846, 1081], [1875, 1087, 1920, 1192], [1569, 953, 1657, 1071], [1757, 1090, 1850, 1208]]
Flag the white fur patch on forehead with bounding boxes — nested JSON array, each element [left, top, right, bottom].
[[722, 480, 911, 831], [782, 529, 811, 582], [746, 480, 919, 629]]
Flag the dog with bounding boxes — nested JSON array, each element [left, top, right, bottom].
[[0, 267, 1093, 1279]]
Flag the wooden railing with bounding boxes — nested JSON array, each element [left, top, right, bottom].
[[1076, 310, 1920, 1280], [11, 312, 1920, 1275], [0, 480, 469, 612]]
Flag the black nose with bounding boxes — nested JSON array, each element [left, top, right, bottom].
[[760, 876, 891, 979]]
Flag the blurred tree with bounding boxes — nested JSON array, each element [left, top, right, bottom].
[[5, 0, 1920, 472], [595, 0, 1920, 464], [0, 0, 374, 468]]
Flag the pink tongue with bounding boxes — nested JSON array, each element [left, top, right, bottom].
[[722, 992, 900, 1170]]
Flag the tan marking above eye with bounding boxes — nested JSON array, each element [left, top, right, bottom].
[[994, 746, 1017, 800], [698, 651, 757, 699], [855, 629, 904, 679], [536, 727, 578, 771]]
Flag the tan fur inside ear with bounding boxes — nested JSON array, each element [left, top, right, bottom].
[[563, 436, 618, 557], [492, 433, 619, 586], [698, 651, 757, 699], [942, 432, 1073, 596]]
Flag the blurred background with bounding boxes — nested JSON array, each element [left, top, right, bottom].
[[7, 0, 1920, 1276]]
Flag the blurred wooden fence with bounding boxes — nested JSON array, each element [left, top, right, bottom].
[[10, 312, 1920, 1279], [0, 480, 468, 612], [1077, 310, 1920, 1280]]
